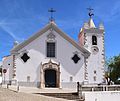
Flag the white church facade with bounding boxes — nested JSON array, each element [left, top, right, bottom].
[[2, 17, 105, 88]]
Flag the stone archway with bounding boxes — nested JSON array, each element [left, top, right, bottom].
[[40, 60, 60, 88]]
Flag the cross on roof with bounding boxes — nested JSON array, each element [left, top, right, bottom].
[[87, 7, 94, 18], [48, 8, 56, 22]]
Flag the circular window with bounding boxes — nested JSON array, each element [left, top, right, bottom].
[[91, 46, 99, 55]]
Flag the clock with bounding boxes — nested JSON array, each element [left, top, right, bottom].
[[91, 46, 99, 55]]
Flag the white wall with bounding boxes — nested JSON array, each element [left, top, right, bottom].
[[15, 29, 85, 84], [85, 91, 120, 101], [2, 55, 13, 81], [85, 33, 104, 84]]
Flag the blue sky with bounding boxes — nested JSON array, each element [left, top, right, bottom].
[[0, 0, 120, 61]]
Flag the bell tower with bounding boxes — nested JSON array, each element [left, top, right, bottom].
[[79, 9, 105, 84]]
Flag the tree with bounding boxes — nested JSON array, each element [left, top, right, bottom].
[[107, 54, 120, 84]]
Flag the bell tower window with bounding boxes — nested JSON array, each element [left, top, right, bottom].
[[92, 35, 97, 45]]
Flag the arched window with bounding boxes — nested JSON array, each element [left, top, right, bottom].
[[92, 35, 97, 45]]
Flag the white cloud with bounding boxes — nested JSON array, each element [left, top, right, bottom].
[[0, 25, 18, 40]]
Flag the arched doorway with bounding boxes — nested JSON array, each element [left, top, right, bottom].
[[40, 60, 60, 88], [45, 69, 56, 87]]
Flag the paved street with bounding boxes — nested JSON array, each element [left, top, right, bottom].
[[0, 87, 70, 101]]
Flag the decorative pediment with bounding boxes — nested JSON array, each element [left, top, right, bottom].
[[47, 32, 56, 40], [42, 59, 60, 71]]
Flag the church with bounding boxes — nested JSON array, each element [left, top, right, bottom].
[[2, 11, 105, 88]]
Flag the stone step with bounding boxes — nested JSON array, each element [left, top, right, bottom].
[[38, 92, 81, 100]]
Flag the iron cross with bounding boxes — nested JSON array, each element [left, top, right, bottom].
[[48, 8, 56, 21], [87, 7, 94, 18]]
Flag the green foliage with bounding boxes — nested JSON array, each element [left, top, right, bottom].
[[107, 54, 120, 84]]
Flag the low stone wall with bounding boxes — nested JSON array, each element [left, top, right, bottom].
[[3, 80, 40, 88], [81, 85, 120, 91], [85, 91, 120, 101], [61, 82, 77, 89], [18, 82, 40, 87]]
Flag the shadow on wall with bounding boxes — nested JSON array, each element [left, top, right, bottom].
[[35, 63, 41, 88]]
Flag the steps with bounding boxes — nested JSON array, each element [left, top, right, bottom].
[[37, 92, 83, 100]]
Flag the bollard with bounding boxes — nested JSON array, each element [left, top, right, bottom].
[[7, 84, 9, 89], [106, 85, 108, 91], [77, 82, 84, 100], [17, 85, 19, 92], [16, 80, 19, 92], [92, 87, 94, 91], [0, 83, 2, 87], [77, 82, 80, 95], [79, 84, 82, 98]]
